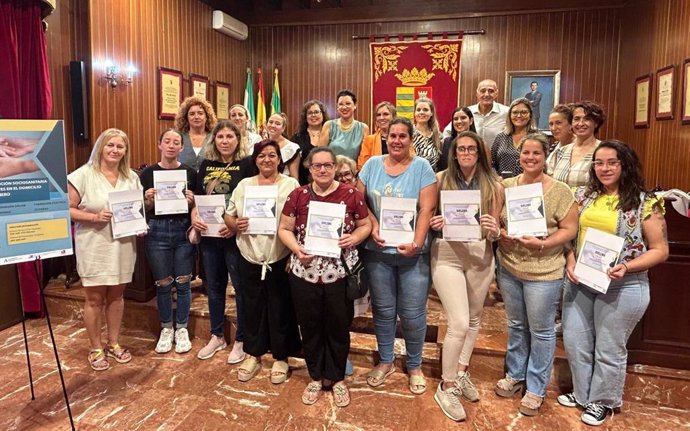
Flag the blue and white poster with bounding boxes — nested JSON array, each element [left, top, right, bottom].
[[0, 120, 73, 264]]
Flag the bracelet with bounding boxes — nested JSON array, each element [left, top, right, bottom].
[[622, 262, 629, 272]]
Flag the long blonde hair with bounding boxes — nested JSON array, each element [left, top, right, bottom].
[[440, 131, 499, 219], [413, 97, 442, 151], [88, 128, 132, 178]]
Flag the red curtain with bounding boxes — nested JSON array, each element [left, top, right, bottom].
[[0, 0, 53, 314]]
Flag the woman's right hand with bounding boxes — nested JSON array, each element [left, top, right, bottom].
[[371, 225, 386, 248], [191, 212, 207, 232], [92, 209, 113, 224], [429, 215, 444, 232], [295, 247, 315, 267], [236, 216, 249, 232]]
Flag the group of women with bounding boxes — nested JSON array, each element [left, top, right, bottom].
[[67, 89, 668, 426]]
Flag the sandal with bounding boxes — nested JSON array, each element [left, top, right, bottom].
[[409, 373, 427, 395], [366, 365, 395, 387], [104, 343, 132, 364], [495, 374, 524, 398], [238, 356, 261, 382], [302, 381, 323, 405], [88, 349, 110, 371], [332, 382, 351, 407], [519, 392, 543, 416], [270, 360, 289, 384]]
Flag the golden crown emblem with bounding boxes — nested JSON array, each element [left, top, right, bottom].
[[395, 67, 434, 87]]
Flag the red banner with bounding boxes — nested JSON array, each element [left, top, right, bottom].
[[370, 38, 462, 129]]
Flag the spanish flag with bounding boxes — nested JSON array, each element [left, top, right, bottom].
[[256, 67, 267, 136], [270, 68, 281, 115]]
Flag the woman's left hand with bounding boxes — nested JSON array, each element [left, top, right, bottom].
[[515, 235, 543, 250], [218, 225, 234, 239], [397, 242, 418, 257], [185, 190, 194, 205], [608, 263, 628, 280], [479, 214, 500, 239], [338, 233, 355, 249], [236, 217, 249, 232]]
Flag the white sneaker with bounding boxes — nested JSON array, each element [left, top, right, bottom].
[[155, 328, 174, 353], [174, 328, 192, 354], [227, 341, 246, 364], [197, 335, 227, 359]]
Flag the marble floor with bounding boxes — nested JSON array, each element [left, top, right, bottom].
[[1, 315, 689, 431]]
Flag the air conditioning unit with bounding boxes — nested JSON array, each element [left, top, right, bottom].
[[212, 10, 248, 40]]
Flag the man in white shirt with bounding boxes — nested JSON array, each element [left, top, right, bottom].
[[442, 79, 510, 147]]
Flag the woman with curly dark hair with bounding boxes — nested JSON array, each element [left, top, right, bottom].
[[291, 100, 329, 185], [558, 140, 668, 426], [175, 96, 218, 172]]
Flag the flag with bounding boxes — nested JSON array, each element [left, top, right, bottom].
[[256, 67, 267, 136], [243, 68, 255, 129], [270, 68, 281, 115]]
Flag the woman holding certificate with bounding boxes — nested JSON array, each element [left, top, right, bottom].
[[140, 129, 197, 354], [357, 117, 437, 395], [175, 96, 217, 172], [429, 131, 503, 422], [225, 140, 302, 384], [191, 121, 248, 364], [278, 147, 371, 407], [558, 140, 668, 426], [68, 128, 142, 370], [495, 133, 578, 416]]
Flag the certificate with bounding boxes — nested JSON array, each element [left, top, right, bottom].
[[379, 196, 416, 246], [194, 194, 226, 237], [216, 81, 230, 119], [656, 65, 674, 120], [190, 74, 209, 100], [634, 75, 651, 128], [243, 185, 278, 234], [505, 183, 547, 237], [574, 228, 625, 294], [158, 67, 183, 120], [109, 189, 147, 239], [153, 170, 188, 215], [441, 190, 482, 242], [304, 201, 345, 258], [682, 59, 690, 124]]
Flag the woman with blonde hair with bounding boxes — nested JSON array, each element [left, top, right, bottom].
[[412, 97, 442, 171], [491, 97, 538, 179], [357, 101, 397, 170], [68, 128, 142, 370], [229, 103, 262, 155], [266, 112, 301, 180], [175, 96, 218, 171]]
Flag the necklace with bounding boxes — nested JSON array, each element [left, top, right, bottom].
[[308, 129, 321, 139], [339, 119, 355, 132]]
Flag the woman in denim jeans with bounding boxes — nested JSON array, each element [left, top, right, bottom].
[[559, 140, 668, 426], [141, 129, 196, 354], [190, 121, 249, 363], [494, 133, 578, 415], [357, 117, 438, 395]]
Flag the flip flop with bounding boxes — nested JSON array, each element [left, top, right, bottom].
[[333, 382, 351, 407], [366, 366, 395, 387], [270, 360, 289, 384], [409, 374, 427, 395], [238, 356, 261, 382]]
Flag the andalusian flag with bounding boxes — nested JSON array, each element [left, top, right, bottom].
[[243, 68, 255, 127], [270, 68, 281, 115], [256, 67, 267, 134]]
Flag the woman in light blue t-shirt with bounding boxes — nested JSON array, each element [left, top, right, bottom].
[[357, 117, 437, 395]]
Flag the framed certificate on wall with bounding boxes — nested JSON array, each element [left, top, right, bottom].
[[216, 81, 230, 119], [158, 67, 183, 120], [655, 65, 675, 120], [682, 59, 690, 124], [634, 74, 651, 128], [190, 74, 209, 101]]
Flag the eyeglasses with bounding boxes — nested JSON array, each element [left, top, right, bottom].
[[457, 146, 478, 154], [336, 171, 353, 179], [511, 110, 530, 117], [307, 110, 322, 116], [593, 160, 621, 169], [310, 162, 335, 171]]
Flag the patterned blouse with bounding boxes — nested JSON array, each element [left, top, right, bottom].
[[412, 129, 440, 171], [491, 132, 522, 178], [546, 142, 599, 188], [282, 183, 369, 284]]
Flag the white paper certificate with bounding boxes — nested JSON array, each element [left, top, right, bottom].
[[243, 185, 278, 234], [304, 201, 346, 258], [194, 194, 226, 237], [574, 228, 625, 294], [441, 190, 482, 242], [153, 170, 188, 215], [505, 183, 547, 237], [379, 196, 416, 246], [109, 189, 147, 239]]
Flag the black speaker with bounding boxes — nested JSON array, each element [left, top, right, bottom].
[[69, 60, 89, 141]]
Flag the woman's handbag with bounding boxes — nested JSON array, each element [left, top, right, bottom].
[[340, 254, 368, 301]]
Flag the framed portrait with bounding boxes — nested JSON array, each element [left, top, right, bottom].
[[190, 74, 209, 101], [158, 67, 183, 120], [634, 74, 652, 128], [505, 70, 561, 131], [215, 81, 230, 120], [655, 65, 675, 120], [682, 59, 690, 124]]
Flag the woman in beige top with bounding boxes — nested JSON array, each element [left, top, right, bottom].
[[494, 133, 578, 416]]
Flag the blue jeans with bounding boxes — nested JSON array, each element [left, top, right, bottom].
[[562, 273, 649, 408], [144, 218, 194, 328], [498, 265, 562, 397], [365, 250, 431, 370], [200, 237, 244, 339]]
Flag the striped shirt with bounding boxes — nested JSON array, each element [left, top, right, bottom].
[[412, 130, 440, 171]]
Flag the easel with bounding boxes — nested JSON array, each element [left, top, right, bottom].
[[16, 257, 75, 431]]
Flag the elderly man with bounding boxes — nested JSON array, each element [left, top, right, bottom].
[[443, 79, 509, 148]]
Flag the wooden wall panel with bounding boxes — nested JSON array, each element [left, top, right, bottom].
[[616, 0, 690, 190], [249, 10, 621, 142], [86, 0, 250, 169]]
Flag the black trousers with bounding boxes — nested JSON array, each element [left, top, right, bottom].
[[239, 255, 301, 359], [289, 274, 353, 382]]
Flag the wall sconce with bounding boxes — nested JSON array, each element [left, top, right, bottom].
[[101, 60, 136, 89]]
